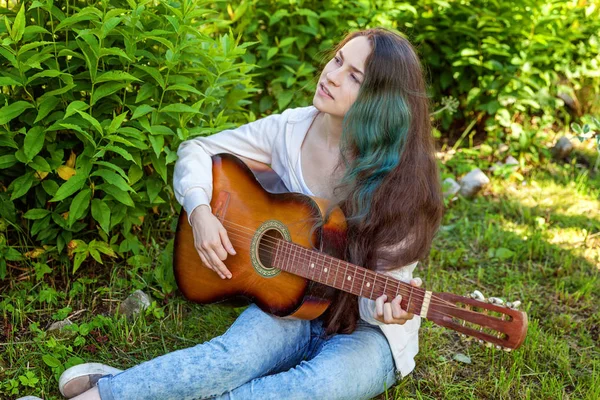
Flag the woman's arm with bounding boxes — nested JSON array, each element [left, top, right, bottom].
[[173, 111, 289, 220], [173, 111, 289, 278]]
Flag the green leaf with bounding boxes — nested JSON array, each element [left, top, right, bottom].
[[64, 101, 89, 119], [0, 154, 17, 169], [133, 65, 165, 89], [12, 4, 26, 43], [151, 153, 167, 183], [135, 83, 155, 103], [17, 41, 54, 57], [27, 69, 62, 85], [90, 240, 117, 257], [91, 82, 128, 105], [24, 126, 45, 161], [0, 77, 22, 86], [74, 110, 103, 135], [102, 145, 135, 163], [73, 251, 88, 274], [164, 84, 204, 96], [460, 48, 479, 57], [94, 70, 141, 84], [91, 169, 133, 192], [107, 111, 129, 135], [30, 155, 51, 172], [159, 104, 200, 113], [267, 47, 279, 60], [94, 160, 129, 181], [146, 178, 162, 203], [269, 10, 289, 26], [131, 104, 155, 120], [148, 134, 164, 157], [10, 172, 34, 200], [277, 90, 294, 110], [495, 248, 515, 260], [42, 354, 61, 368], [50, 172, 87, 202], [68, 188, 91, 226], [34, 96, 60, 123], [0, 101, 35, 125], [24, 208, 51, 219], [91, 198, 111, 233], [59, 123, 96, 147], [97, 183, 134, 207], [279, 37, 296, 47]]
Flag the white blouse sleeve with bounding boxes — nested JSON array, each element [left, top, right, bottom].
[[173, 111, 289, 222]]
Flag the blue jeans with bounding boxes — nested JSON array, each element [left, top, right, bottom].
[[97, 304, 397, 400]]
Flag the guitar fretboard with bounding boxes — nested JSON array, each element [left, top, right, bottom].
[[272, 239, 426, 316]]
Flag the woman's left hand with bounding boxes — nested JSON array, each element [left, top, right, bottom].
[[374, 277, 423, 325]]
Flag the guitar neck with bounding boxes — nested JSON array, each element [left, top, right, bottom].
[[272, 239, 428, 317]]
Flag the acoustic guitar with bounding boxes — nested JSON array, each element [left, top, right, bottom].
[[174, 154, 528, 350]]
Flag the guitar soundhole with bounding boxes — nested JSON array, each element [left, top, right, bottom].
[[257, 229, 285, 270]]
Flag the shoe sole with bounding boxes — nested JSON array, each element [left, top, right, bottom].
[[59, 362, 123, 398]]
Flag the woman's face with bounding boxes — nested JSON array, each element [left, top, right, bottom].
[[313, 36, 371, 118]]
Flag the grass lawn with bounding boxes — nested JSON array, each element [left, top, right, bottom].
[[1, 160, 598, 399]]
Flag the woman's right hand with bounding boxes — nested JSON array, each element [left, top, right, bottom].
[[189, 205, 236, 279]]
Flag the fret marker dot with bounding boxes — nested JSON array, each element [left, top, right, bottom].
[[310, 263, 314, 268], [324, 268, 328, 273], [347, 276, 352, 281], [366, 282, 371, 287]]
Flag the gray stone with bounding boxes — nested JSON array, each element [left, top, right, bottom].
[[47, 319, 76, 338], [118, 290, 152, 319], [459, 168, 490, 198], [442, 178, 461, 199], [553, 136, 574, 160], [504, 155, 519, 166]]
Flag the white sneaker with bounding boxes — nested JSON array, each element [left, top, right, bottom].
[[59, 362, 122, 398], [16, 397, 44, 400]]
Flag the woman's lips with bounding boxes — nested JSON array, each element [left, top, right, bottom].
[[318, 83, 334, 100]]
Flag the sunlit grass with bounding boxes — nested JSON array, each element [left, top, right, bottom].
[[1, 162, 599, 399]]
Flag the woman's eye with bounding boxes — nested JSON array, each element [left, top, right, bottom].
[[351, 74, 360, 83], [334, 56, 341, 64]]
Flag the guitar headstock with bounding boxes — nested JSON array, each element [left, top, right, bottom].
[[426, 290, 528, 350]]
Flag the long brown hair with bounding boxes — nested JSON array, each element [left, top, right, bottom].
[[321, 28, 443, 334]]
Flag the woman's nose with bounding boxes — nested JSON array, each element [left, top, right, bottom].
[[326, 69, 341, 86]]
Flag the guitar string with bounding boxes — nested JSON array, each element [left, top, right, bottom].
[[218, 223, 511, 324], [225, 231, 511, 340], [222, 224, 490, 314], [209, 230, 511, 338], [220, 221, 455, 309]]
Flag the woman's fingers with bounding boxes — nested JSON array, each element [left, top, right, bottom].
[[410, 277, 423, 287], [375, 294, 387, 318], [220, 228, 236, 256], [206, 247, 232, 279], [375, 294, 415, 325]]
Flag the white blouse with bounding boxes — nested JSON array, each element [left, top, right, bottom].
[[173, 105, 421, 378]]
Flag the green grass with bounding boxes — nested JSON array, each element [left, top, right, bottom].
[[1, 162, 599, 400]]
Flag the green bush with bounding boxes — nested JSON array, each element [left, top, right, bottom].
[[0, 0, 256, 277], [217, 0, 600, 137]]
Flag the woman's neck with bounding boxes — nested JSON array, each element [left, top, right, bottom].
[[318, 112, 344, 151]]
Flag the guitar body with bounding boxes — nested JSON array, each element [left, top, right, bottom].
[[174, 154, 346, 319]]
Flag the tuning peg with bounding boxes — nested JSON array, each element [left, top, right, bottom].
[[470, 290, 485, 301], [485, 342, 493, 348], [496, 345, 502, 350], [487, 297, 504, 305]]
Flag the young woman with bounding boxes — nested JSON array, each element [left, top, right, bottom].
[[41, 27, 442, 400]]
